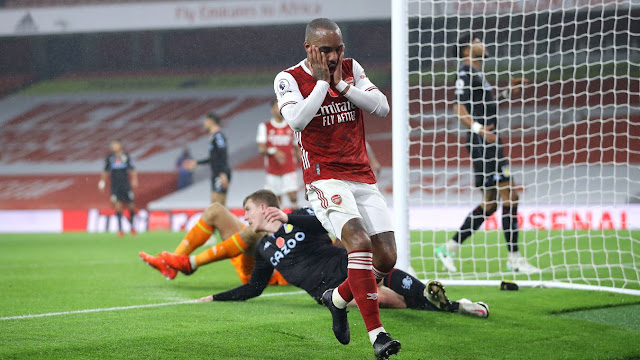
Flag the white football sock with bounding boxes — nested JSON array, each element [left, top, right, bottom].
[[368, 326, 386, 345], [332, 288, 349, 309]]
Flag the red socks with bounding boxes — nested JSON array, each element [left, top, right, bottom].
[[345, 251, 382, 332]]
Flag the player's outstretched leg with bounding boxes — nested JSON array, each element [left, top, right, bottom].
[[499, 185, 540, 274], [173, 202, 244, 257], [173, 218, 215, 256], [455, 298, 490, 318], [383, 269, 490, 319], [162, 227, 259, 277], [436, 202, 497, 272], [424, 280, 452, 311], [321, 288, 350, 345], [194, 229, 255, 269], [139, 252, 177, 280], [383, 269, 451, 311]]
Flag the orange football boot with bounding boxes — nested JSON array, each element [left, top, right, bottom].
[[139, 251, 177, 280], [160, 251, 195, 275]]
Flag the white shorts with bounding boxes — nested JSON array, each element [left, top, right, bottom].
[[306, 179, 393, 240], [265, 171, 299, 196]]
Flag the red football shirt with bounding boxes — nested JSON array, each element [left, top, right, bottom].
[[281, 58, 376, 185], [256, 119, 297, 175]]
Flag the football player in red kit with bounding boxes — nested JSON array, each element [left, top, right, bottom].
[[274, 18, 398, 359], [256, 99, 301, 208]]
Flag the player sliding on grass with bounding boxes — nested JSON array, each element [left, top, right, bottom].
[[139, 201, 287, 286], [196, 190, 489, 359]]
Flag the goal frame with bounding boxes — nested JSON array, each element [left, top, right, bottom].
[[390, 0, 640, 296]]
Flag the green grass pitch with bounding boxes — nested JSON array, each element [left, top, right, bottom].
[[412, 230, 640, 289], [1, 232, 639, 359]]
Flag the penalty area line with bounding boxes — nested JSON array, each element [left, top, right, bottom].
[[0, 290, 306, 321]]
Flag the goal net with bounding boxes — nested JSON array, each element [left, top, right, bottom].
[[392, 0, 640, 295]]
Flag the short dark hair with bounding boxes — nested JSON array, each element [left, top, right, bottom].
[[454, 32, 480, 58], [205, 112, 221, 125], [305, 18, 340, 42], [243, 189, 280, 208]]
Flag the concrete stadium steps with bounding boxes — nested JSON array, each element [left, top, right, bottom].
[[0, 92, 272, 167], [1, 84, 638, 210], [0, 87, 277, 210]]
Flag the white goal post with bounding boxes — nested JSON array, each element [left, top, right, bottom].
[[392, 0, 640, 295]]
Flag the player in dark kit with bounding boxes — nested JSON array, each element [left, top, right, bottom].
[[197, 112, 231, 205], [99, 139, 138, 237], [435, 33, 539, 274], [197, 190, 489, 359]]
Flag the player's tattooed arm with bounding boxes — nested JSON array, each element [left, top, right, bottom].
[[307, 45, 330, 83]]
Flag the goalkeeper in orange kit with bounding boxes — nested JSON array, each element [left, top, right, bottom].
[[139, 202, 287, 285]]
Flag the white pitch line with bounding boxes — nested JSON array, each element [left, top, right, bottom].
[[0, 290, 306, 321]]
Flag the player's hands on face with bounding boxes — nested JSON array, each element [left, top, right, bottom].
[[306, 45, 330, 83], [331, 46, 345, 87], [274, 150, 286, 165], [264, 207, 288, 224], [482, 124, 497, 144], [510, 77, 529, 96], [219, 173, 229, 190], [197, 295, 214, 302]]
